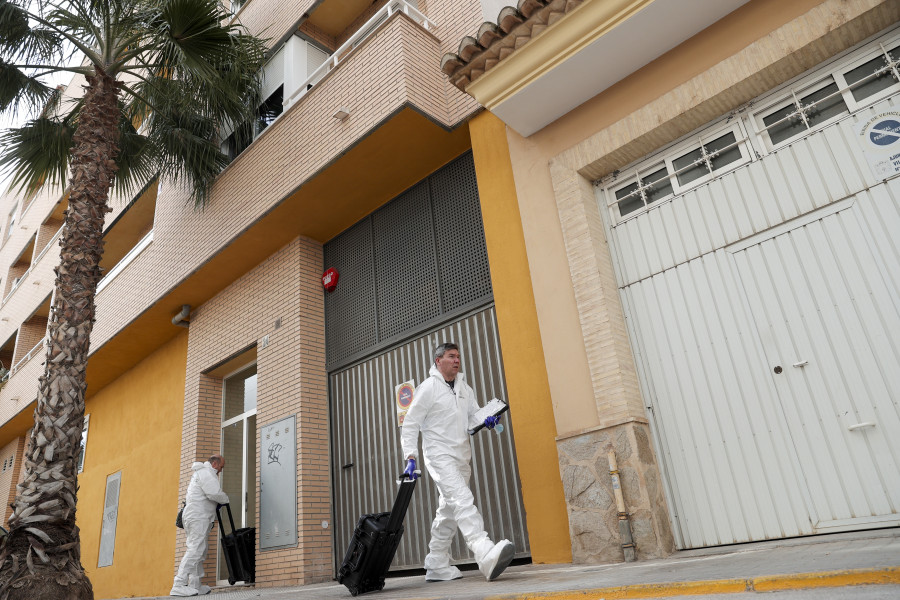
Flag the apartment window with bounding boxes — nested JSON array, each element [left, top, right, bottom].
[[77, 414, 90, 473], [0, 334, 14, 377], [4, 204, 18, 242], [256, 85, 284, 136]]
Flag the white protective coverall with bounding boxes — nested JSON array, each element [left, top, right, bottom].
[[171, 461, 229, 596], [401, 364, 510, 581]]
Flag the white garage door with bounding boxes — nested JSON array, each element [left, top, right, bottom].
[[598, 28, 900, 548]]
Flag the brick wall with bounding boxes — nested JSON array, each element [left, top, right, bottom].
[[0, 436, 25, 526], [237, 0, 318, 50], [417, 0, 482, 123], [176, 236, 328, 588], [13, 315, 47, 367], [34, 217, 63, 258], [298, 21, 337, 52], [336, 0, 390, 47]]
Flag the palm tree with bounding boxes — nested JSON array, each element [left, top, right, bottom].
[[0, 0, 266, 597]]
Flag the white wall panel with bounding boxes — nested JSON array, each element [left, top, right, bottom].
[[623, 250, 813, 548], [600, 39, 900, 547]]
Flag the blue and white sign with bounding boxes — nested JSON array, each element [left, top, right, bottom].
[[855, 111, 900, 178]]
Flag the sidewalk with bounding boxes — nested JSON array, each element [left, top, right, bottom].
[[140, 528, 900, 600]]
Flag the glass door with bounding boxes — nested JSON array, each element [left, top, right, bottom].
[[217, 363, 257, 584]]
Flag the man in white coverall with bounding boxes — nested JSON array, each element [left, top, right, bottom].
[[401, 342, 514, 582], [171, 454, 229, 597]]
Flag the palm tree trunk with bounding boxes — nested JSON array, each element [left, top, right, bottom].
[[0, 72, 120, 600]]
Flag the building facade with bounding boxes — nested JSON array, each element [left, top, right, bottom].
[[447, 0, 900, 562], [0, 0, 898, 598]]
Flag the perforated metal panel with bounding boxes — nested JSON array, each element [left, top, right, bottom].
[[324, 151, 492, 369], [430, 153, 492, 312], [373, 181, 440, 340], [324, 220, 376, 366]]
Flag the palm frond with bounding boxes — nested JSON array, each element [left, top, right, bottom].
[[147, 107, 228, 207], [0, 116, 74, 195], [110, 105, 156, 197], [0, 60, 55, 115]]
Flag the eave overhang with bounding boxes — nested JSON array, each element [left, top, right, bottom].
[[445, 0, 750, 137]]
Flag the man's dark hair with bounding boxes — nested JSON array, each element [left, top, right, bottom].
[[434, 342, 459, 362]]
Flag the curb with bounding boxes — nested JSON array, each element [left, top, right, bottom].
[[485, 566, 900, 599]]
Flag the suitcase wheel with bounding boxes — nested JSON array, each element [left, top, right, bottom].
[[228, 576, 236, 585], [349, 587, 358, 596]]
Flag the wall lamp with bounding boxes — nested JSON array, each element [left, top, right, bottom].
[[332, 107, 351, 121]]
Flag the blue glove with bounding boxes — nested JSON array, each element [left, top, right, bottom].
[[484, 415, 500, 429], [403, 458, 418, 480]]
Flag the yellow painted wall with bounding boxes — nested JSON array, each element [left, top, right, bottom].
[[470, 111, 572, 564], [77, 331, 188, 599]]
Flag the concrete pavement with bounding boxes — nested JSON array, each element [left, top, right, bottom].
[[138, 528, 900, 600]]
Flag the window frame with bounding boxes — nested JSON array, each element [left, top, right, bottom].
[[750, 29, 900, 152], [77, 414, 90, 473], [4, 203, 18, 243], [604, 119, 753, 221]]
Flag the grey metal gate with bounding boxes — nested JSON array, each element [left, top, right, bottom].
[[330, 305, 530, 571]]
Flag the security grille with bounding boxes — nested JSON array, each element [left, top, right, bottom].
[[324, 151, 492, 368], [372, 181, 440, 341], [430, 154, 492, 312], [324, 219, 377, 365]]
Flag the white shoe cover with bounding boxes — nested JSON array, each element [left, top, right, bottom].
[[479, 539, 515, 581], [170, 585, 199, 597], [425, 565, 463, 582], [197, 585, 212, 595]]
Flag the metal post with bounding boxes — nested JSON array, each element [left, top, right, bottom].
[[608, 448, 636, 562]]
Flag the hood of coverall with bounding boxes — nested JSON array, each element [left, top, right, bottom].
[[182, 461, 223, 523]]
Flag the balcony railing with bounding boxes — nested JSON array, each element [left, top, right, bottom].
[[96, 230, 154, 294], [1, 225, 64, 307], [11, 335, 47, 375], [285, 0, 434, 107]]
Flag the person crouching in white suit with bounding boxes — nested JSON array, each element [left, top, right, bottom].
[[400, 342, 514, 583], [171, 455, 229, 596]]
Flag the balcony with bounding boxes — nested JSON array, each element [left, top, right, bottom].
[[210, 1, 449, 219], [285, 1, 434, 107], [223, 1, 436, 162], [81, 2, 470, 395]]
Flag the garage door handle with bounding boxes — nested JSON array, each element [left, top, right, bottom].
[[342, 462, 354, 469], [848, 422, 875, 431], [792, 360, 808, 368]]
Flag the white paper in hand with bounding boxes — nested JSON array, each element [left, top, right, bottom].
[[468, 398, 509, 434]]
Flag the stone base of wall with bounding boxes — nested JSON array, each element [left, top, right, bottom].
[[557, 421, 675, 563]]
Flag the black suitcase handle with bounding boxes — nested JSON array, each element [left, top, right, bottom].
[[216, 503, 237, 537], [386, 474, 416, 532]]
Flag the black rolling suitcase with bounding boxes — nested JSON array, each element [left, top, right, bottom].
[[338, 473, 417, 596], [216, 503, 256, 585]]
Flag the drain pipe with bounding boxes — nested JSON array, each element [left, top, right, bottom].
[[171, 304, 191, 328], [608, 447, 636, 562]]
